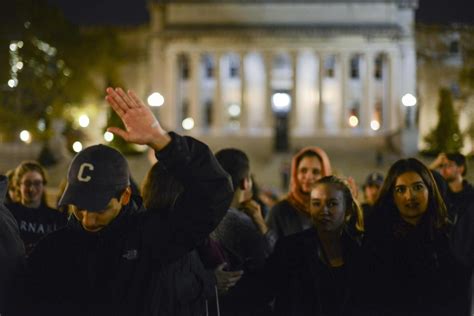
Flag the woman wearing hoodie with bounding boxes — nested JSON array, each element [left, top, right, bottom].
[[266, 147, 332, 249]]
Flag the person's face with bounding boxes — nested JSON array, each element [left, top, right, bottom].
[[310, 183, 346, 232], [364, 184, 380, 206], [297, 156, 322, 194], [72, 199, 122, 232], [393, 171, 429, 226], [19, 171, 44, 208], [440, 160, 462, 182]]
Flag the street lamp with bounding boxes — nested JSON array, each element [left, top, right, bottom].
[[147, 92, 164, 107], [19, 130, 31, 144], [182, 117, 195, 130], [272, 93, 291, 113], [78, 114, 90, 128], [402, 93, 417, 107], [272, 92, 291, 152], [402, 93, 417, 128]]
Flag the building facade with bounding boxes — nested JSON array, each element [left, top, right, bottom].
[[148, 0, 418, 154]]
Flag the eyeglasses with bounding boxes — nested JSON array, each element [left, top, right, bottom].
[[21, 180, 44, 188]]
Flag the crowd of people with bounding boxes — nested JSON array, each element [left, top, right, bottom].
[[0, 87, 474, 315]]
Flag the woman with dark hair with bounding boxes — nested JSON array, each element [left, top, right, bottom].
[[7, 161, 66, 255], [264, 175, 366, 315], [142, 162, 213, 316], [365, 158, 472, 315], [266, 147, 332, 248]]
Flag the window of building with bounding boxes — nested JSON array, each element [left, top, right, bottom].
[[229, 55, 239, 78], [205, 100, 213, 127], [180, 56, 189, 80], [350, 56, 360, 79], [375, 55, 383, 80], [181, 100, 189, 119], [325, 56, 335, 78], [204, 55, 214, 79]]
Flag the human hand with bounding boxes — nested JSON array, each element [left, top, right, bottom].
[[240, 200, 269, 234], [105, 87, 171, 150], [214, 263, 243, 294], [239, 199, 262, 219], [430, 153, 448, 170]]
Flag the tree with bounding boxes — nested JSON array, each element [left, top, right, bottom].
[[0, 0, 125, 142], [424, 88, 463, 154]]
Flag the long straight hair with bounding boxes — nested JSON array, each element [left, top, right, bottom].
[[374, 158, 449, 230]]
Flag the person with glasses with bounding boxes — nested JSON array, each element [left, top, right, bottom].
[[6, 161, 66, 255]]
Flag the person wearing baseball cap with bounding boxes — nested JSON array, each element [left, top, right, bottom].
[[361, 172, 384, 218], [14, 88, 233, 316]]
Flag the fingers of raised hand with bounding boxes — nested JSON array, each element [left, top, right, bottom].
[[106, 87, 129, 117], [115, 88, 136, 108], [128, 90, 147, 108]]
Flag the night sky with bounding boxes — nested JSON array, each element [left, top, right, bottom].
[[47, 0, 474, 26]]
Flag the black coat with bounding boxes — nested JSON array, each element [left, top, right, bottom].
[[14, 133, 233, 316], [264, 227, 368, 316], [364, 207, 472, 316], [0, 176, 25, 313]]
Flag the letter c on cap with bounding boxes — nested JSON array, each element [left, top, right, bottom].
[[77, 163, 94, 182]]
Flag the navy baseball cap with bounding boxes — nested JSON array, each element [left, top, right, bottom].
[[58, 145, 130, 212], [363, 172, 384, 188]]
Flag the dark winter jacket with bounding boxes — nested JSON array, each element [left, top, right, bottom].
[[6, 201, 67, 255], [263, 227, 368, 316], [0, 176, 25, 313], [151, 249, 216, 316], [448, 180, 474, 218], [14, 133, 233, 316], [364, 207, 472, 316]]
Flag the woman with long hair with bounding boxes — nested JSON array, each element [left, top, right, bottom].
[[266, 147, 332, 248], [265, 175, 366, 315], [365, 158, 471, 315]]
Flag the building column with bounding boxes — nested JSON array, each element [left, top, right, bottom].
[[263, 51, 273, 131], [363, 51, 375, 132], [163, 51, 178, 129], [212, 52, 223, 132], [317, 52, 325, 130], [290, 51, 298, 132], [239, 51, 248, 130], [189, 51, 202, 131], [381, 53, 390, 131], [339, 52, 350, 130], [389, 50, 402, 131]]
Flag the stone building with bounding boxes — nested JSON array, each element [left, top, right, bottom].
[[147, 0, 419, 155]]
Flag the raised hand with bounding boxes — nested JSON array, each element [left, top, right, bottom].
[[105, 87, 171, 150]]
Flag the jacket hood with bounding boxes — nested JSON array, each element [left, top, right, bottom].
[[287, 147, 332, 215]]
